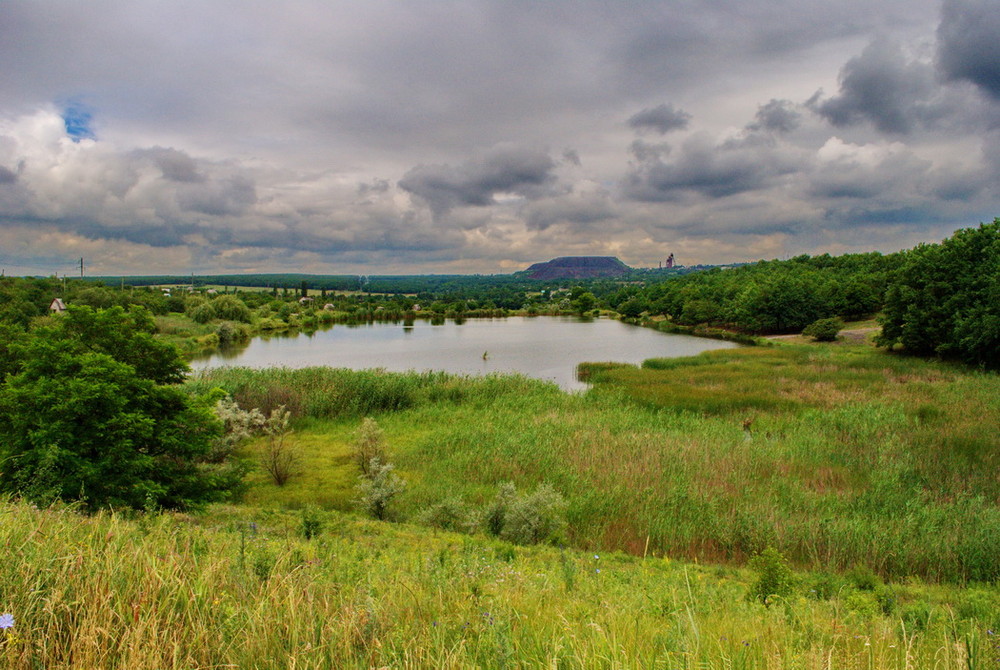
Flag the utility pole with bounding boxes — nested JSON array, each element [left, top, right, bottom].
[[80, 257, 84, 278]]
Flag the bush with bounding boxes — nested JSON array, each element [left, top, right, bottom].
[[417, 497, 470, 532], [259, 406, 298, 486], [212, 295, 252, 323], [356, 457, 406, 521], [354, 417, 388, 477], [497, 483, 567, 546], [748, 547, 794, 606], [802, 317, 844, 341], [483, 482, 518, 537], [300, 505, 323, 540], [189, 302, 217, 324]]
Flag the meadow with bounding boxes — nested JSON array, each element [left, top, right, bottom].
[[187, 341, 1000, 584]]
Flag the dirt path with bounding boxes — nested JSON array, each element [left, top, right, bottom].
[[765, 326, 880, 344]]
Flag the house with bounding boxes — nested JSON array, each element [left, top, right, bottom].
[[49, 298, 67, 313]]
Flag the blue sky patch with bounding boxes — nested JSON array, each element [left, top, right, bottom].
[[62, 100, 96, 141]]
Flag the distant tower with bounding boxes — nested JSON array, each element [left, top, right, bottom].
[[666, 253, 674, 269]]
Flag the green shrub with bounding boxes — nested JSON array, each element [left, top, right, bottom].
[[356, 457, 406, 521], [802, 317, 844, 341], [212, 295, 252, 323], [499, 483, 567, 546], [216, 321, 250, 346], [484, 482, 518, 537], [354, 417, 389, 477], [417, 497, 470, 532], [847, 564, 880, 591], [300, 505, 323, 540], [748, 547, 795, 606], [189, 302, 217, 324], [843, 590, 881, 618], [259, 406, 298, 486]]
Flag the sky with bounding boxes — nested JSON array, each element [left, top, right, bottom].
[[1, 0, 999, 276]]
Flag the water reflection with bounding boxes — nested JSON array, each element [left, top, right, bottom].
[[191, 316, 738, 392]]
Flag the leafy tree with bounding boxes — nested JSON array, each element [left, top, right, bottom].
[[0, 306, 235, 510], [189, 302, 217, 324], [617, 297, 647, 319], [878, 219, 1000, 368], [572, 291, 597, 314], [211, 295, 252, 323]]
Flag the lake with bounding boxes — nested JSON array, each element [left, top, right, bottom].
[[189, 316, 739, 391]]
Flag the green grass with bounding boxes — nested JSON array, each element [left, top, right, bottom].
[[198, 343, 1000, 583], [0, 499, 995, 669], [153, 314, 219, 356]]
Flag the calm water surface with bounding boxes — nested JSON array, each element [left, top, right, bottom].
[[190, 316, 738, 391]]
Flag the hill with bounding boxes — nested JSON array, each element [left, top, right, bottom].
[[524, 256, 630, 279]]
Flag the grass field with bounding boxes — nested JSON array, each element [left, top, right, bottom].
[[1, 500, 996, 669]]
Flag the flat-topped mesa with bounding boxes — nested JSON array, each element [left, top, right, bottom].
[[525, 256, 631, 280]]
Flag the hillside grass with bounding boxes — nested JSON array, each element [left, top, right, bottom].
[[1, 500, 996, 669], [191, 342, 1000, 584]]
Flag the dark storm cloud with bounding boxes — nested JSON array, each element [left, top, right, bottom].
[[627, 104, 691, 134], [136, 147, 205, 183], [2, 0, 995, 273], [813, 39, 948, 134], [808, 146, 932, 199], [938, 0, 1000, 99], [523, 191, 616, 231], [624, 133, 803, 201], [398, 145, 557, 215], [747, 99, 802, 134], [628, 140, 671, 163]]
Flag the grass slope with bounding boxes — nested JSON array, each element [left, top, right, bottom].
[[0, 501, 996, 669]]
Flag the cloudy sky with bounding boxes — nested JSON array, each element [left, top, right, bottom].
[[1, 0, 999, 276]]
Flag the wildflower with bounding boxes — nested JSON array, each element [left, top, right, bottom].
[[594, 554, 599, 560], [0, 614, 13, 629]]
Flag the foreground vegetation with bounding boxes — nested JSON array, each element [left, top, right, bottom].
[[1, 500, 997, 669]]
